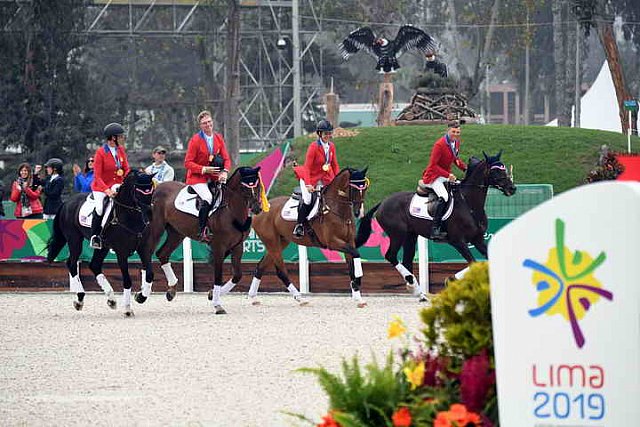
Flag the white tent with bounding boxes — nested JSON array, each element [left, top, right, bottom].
[[547, 61, 622, 133]]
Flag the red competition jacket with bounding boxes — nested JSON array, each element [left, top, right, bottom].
[[91, 144, 130, 192], [294, 139, 340, 186], [184, 131, 232, 185], [421, 135, 467, 184], [10, 181, 43, 217]]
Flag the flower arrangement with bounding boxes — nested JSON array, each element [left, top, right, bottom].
[[293, 262, 498, 427], [585, 151, 625, 183]]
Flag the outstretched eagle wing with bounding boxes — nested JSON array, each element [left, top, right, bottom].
[[338, 27, 380, 60], [392, 25, 437, 58]]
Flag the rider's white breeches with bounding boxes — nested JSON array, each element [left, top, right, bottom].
[[192, 182, 213, 204], [92, 191, 107, 215], [299, 179, 312, 205], [424, 176, 449, 201]]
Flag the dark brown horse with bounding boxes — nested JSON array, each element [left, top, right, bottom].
[[249, 167, 370, 307], [355, 152, 516, 300], [138, 166, 264, 314]]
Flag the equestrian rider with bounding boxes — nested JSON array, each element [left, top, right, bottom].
[[292, 119, 340, 238], [184, 110, 231, 242], [90, 123, 131, 249], [420, 121, 467, 239]]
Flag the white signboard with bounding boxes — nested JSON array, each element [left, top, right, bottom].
[[489, 181, 640, 426]]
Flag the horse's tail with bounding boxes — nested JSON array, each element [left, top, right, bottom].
[[46, 214, 66, 263], [355, 203, 381, 248]]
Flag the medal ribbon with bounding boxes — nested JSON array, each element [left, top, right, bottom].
[[445, 134, 459, 158]]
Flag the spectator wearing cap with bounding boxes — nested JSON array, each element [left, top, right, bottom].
[[145, 145, 175, 184], [43, 158, 65, 220]]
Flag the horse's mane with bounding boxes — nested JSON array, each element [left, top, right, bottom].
[[462, 157, 486, 181]]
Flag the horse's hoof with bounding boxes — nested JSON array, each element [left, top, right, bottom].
[[166, 286, 177, 302], [294, 296, 309, 306], [73, 300, 84, 311], [107, 298, 117, 310], [134, 292, 147, 304], [123, 307, 135, 317], [248, 297, 261, 306], [357, 302, 368, 308], [213, 305, 227, 315], [207, 290, 213, 301]]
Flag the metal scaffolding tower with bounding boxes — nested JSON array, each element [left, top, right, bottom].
[[3, 0, 325, 150]]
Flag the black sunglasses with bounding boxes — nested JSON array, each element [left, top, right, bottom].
[[156, 151, 166, 155]]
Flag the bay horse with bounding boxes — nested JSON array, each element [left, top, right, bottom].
[[250, 167, 370, 307], [46, 170, 155, 316], [355, 152, 516, 299], [141, 166, 264, 314]]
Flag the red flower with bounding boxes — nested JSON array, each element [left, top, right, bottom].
[[434, 404, 482, 427], [392, 407, 412, 427], [0, 221, 27, 261], [459, 349, 495, 413], [317, 411, 341, 427]]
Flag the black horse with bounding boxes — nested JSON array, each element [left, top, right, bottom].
[[46, 170, 155, 316], [355, 152, 516, 298]]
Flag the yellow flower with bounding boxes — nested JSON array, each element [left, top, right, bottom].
[[387, 316, 407, 339], [404, 361, 425, 390]]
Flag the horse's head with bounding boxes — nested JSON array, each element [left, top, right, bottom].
[[325, 167, 370, 217], [119, 170, 155, 208], [483, 151, 516, 196], [229, 166, 264, 215]]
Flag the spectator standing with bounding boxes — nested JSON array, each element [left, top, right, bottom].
[[145, 146, 175, 183], [0, 180, 6, 218], [10, 163, 44, 219], [73, 157, 95, 192], [42, 158, 65, 220]]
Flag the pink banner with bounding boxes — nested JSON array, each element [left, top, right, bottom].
[[256, 143, 289, 193]]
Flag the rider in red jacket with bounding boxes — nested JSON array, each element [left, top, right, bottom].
[[292, 119, 340, 238], [184, 110, 232, 242], [421, 121, 467, 239], [90, 123, 131, 249]]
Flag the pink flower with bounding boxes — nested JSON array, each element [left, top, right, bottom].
[[459, 349, 495, 413]]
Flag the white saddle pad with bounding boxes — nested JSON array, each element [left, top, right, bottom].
[[280, 196, 321, 222], [174, 185, 223, 217], [408, 193, 454, 220], [78, 194, 113, 228]]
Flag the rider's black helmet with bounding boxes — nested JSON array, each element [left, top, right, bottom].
[[316, 119, 334, 133], [103, 123, 125, 139], [44, 158, 64, 174]]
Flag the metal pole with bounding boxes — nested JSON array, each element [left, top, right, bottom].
[[524, 10, 530, 125], [183, 238, 193, 293], [418, 236, 429, 295], [292, 0, 302, 137], [575, 21, 581, 128], [628, 109, 632, 153], [298, 244, 309, 293]]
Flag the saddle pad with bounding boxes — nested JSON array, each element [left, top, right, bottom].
[[408, 193, 454, 221], [280, 196, 320, 222], [174, 185, 222, 217], [78, 194, 113, 228]]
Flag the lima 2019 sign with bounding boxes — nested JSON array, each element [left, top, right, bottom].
[[488, 182, 639, 427]]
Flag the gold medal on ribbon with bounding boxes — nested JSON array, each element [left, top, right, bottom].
[[322, 164, 330, 172], [209, 155, 214, 163], [116, 169, 124, 177]]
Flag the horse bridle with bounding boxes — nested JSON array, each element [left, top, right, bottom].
[[109, 181, 154, 237], [330, 176, 369, 217]]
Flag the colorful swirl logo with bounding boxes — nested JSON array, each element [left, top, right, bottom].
[[523, 218, 613, 349]]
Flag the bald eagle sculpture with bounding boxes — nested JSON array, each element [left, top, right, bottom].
[[339, 25, 437, 74]]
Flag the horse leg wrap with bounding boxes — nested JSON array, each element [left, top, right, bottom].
[[287, 283, 301, 297], [211, 285, 222, 306], [161, 263, 178, 287], [248, 277, 261, 298], [141, 281, 153, 298], [353, 257, 363, 278], [96, 274, 114, 294], [122, 288, 132, 307], [69, 274, 84, 293], [351, 289, 363, 302], [220, 279, 237, 295]]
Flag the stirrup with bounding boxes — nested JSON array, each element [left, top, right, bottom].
[[293, 224, 304, 238], [199, 227, 212, 243], [90, 235, 102, 249], [430, 227, 447, 240]]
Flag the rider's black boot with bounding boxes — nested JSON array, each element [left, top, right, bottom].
[[430, 197, 448, 240], [89, 210, 103, 249], [198, 200, 212, 242], [293, 201, 312, 238]]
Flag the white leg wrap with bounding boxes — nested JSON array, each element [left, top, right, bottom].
[[352, 289, 363, 302], [142, 281, 153, 298], [96, 273, 114, 294], [122, 288, 132, 307], [353, 257, 363, 278], [248, 277, 261, 298], [69, 274, 84, 293], [211, 285, 222, 306], [161, 263, 179, 287], [455, 267, 470, 280], [395, 263, 412, 278], [220, 279, 237, 295], [287, 283, 301, 297]]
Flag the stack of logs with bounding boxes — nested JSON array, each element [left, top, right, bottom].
[[395, 88, 477, 125]]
